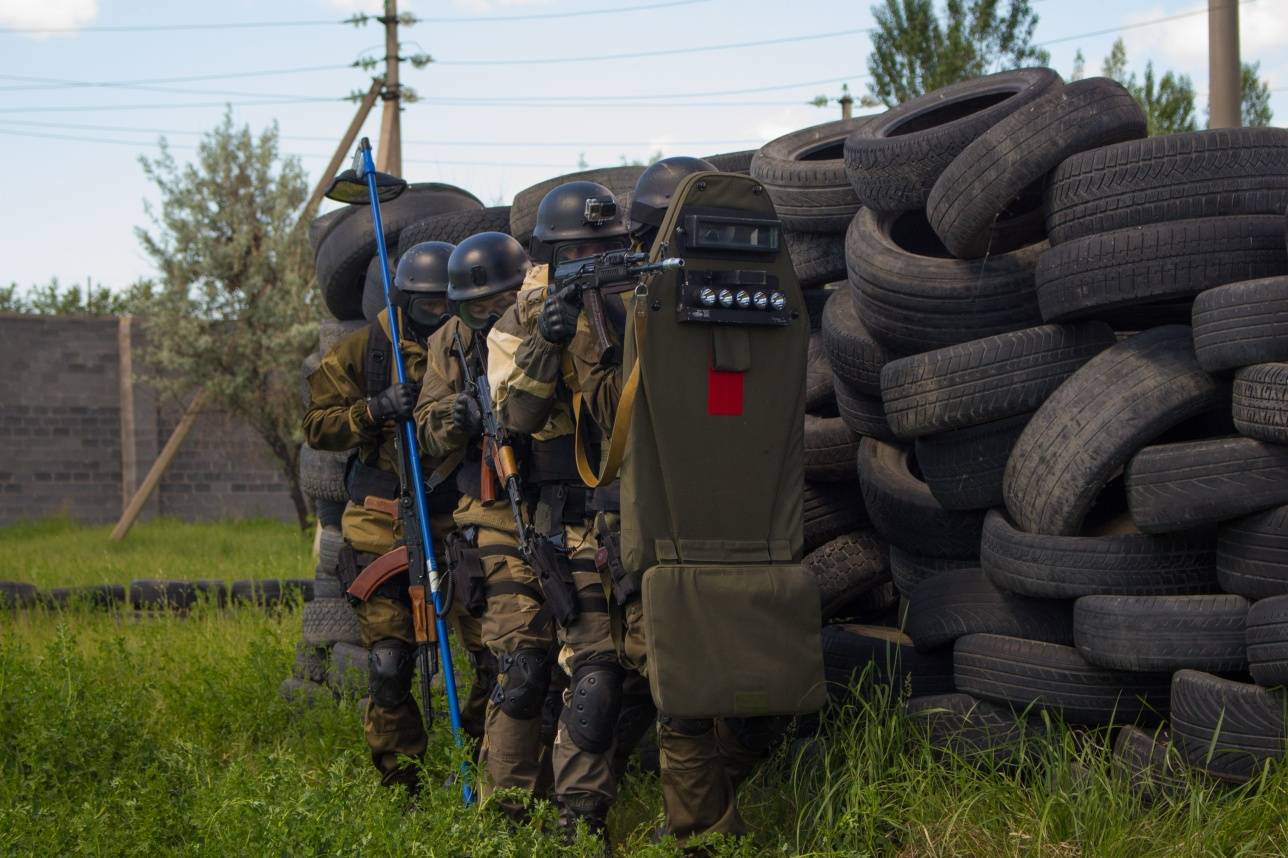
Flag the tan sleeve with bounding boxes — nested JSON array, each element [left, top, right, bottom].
[[490, 291, 562, 436], [414, 323, 471, 457], [302, 328, 379, 452], [565, 293, 631, 436]]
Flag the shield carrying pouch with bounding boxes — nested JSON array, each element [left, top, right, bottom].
[[642, 563, 825, 719]]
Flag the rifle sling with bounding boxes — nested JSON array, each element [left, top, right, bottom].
[[573, 306, 645, 488]]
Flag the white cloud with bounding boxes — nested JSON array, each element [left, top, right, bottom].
[[1121, 2, 1288, 75], [0, 0, 97, 36], [449, 0, 552, 12]]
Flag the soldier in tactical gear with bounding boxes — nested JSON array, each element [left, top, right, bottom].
[[535, 158, 792, 840], [413, 231, 562, 817], [303, 241, 494, 792], [489, 180, 657, 844]]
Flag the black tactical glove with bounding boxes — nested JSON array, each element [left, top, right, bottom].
[[451, 393, 482, 436], [538, 286, 581, 344], [367, 382, 419, 424]]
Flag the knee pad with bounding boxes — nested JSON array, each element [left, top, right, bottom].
[[561, 664, 623, 753], [659, 713, 714, 737], [368, 639, 414, 709], [724, 714, 790, 755], [492, 647, 551, 720]]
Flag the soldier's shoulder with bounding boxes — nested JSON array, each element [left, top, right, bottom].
[[325, 322, 374, 365]]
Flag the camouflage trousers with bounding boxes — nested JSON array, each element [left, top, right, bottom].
[[475, 521, 650, 821], [350, 514, 492, 789]]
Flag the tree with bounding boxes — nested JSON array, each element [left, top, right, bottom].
[[1242, 60, 1274, 127], [864, 0, 1049, 107], [134, 111, 318, 529], [0, 277, 150, 315], [1102, 40, 1197, 135]]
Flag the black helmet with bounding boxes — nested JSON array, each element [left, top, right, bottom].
[[529, 180, 630, 264], [629, 156, 714, 234], [394, 241, 454, 294], [447, 231, 531, 302]]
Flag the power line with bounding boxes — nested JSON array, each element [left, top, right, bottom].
[[0, 98, 342, 114], [432, 27, 873, 66], [0, 118, 763, 148], [0, 18, 346, 34], [0, 64, 351, 92], [416, 0, 714, 22], [1036, 0, 1259, 47]]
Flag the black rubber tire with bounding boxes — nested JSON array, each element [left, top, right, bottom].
[[821, 287, 896, 395], [1113, 726, 1186, 801], [129, 579, 196, 610], [803, 481, 868, 553], [1218, 506, 1288, 600], [301, 597, 362, 646], [1192, 276, 1288, 372], [954, 633, 1171, 724], [858, 438, 985, 558], [700, 149, 755, 174], [509, 166, 643, 244], [928, 77, 1146, 259], [1036, 217, 1288, 323], [39, 583, 125, 609], [916, 415, 1030, 511], [906, 569, 1073, 652], [835, 377, 895, 441], [804, 415, 860, 482], [318, 319, 366, 355], [230, 579, 282, 606], [1127, 437, 1288, 533], [1233, 363, 1288, 443], [1045, 128, 1288, 244], [318, 526, 344, 577], [805, 334, 835, 413], [299, 445, 349, 503], [1170, 669, 1286, 783], [294, 643, 330, 684], [844, 68, 1063, 213], [847, 208, 1045, 355], [881, 322, 1115, 439], [907, 692, 1047, 765], [395, 205, 512, 259], [314, 497, 345, 529], [750, 116, 874, 232], [1073, 594, 1249, 672], [360, 254, 387, 323], [1246, 595, 1288, 687], [0, 581, 37, 608], [279, 677, 332, 707], [804, 531, 890, 617], [313, 570, 343, 600], [784, 229, 847, 288], [317, 184, 483, 321], [889, 548, 977, 598], [981, 509, 1217, 599], [308, 205, 353, 254], [822, 624, 955, 699], [327, 641, 369, 698], [1004, 326, 1225, 536], [803, 283, 835, 333]]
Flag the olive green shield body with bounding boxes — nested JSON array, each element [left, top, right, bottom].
[[619, 171, 825, 719]]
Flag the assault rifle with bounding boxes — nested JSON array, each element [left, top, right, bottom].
[[551, 250, 684, 358], [452, 331, 580, 628]]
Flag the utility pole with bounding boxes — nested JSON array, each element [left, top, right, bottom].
[[839, 84, 854, 121], [376, 0, 403, 175], [1208, 0, 1241, 128]]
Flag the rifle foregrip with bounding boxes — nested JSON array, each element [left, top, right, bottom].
[[408, 585, 438, 646], [495, 445, 520, 483]]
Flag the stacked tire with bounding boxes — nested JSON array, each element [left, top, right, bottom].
[[811, 67, 1288, 784]]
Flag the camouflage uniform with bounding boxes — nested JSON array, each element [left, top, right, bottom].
[[561, 278, 782, 840], [414, 302, 562, 808], [492, 265, 658, 832], [303, 309, 491, 788]]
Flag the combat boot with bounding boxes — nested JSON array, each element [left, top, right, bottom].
[[557, 795, 611, 855]]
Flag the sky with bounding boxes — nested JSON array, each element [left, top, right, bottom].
[[1, 0, 1285, 292]]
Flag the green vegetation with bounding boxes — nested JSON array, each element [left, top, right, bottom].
[[2, 521, 1285, 855], [0, 517, 312, 587]]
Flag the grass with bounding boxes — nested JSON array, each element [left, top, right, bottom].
[[1, 519, 1286, 856], [0, 516, 313, 587]]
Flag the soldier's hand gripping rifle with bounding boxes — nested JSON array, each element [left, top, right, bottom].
[[324, 138, 472, 803], [551, 250, 684, 359], [451, 332, 582, 628]]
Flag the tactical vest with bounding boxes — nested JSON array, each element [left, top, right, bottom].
[[612, 172, 825, 718], [346, 320, 461, 514]]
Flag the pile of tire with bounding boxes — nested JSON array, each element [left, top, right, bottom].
[[797, 66, 1288, 788]]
